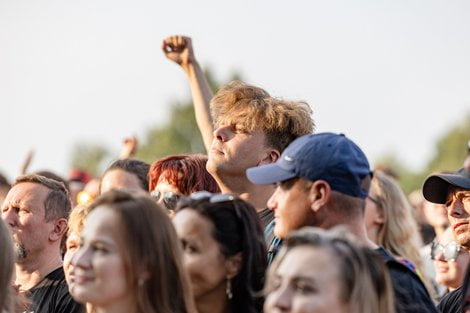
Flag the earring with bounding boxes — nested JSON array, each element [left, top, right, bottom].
[[138, 278, 145, 287], [226, 278, 233, 300]]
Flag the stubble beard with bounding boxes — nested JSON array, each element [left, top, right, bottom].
[[13, 239, 27, 260]]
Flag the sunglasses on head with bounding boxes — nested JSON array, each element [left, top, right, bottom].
[[188, 191, 235, 203], [150, 190, 181, 211], [431, 241, 464, 262]]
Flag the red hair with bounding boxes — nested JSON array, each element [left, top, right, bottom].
[[148, 154, 220, 195]]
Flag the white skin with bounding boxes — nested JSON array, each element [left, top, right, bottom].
[[100, 169, 147, 196], [63, 231, 80, 289], [264, 245, 350, 313], [172, 209, 240, 313], [433, 228, 470, 290], [1, 182, 67, 291], [363, 191, 384, 244], [70, 207, 133, 313], [162, 35, 278, 211], [446, 189, 470, 249], [423, 201, 449, 238]]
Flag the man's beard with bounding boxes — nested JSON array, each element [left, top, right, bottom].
[[13, 240, 27, 260]]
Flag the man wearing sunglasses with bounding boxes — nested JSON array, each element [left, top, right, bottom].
[[423, 147, 470, 313], [247, 132, 438, 313]]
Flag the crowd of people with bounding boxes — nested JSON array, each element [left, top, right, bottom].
[[0, 34, 469, 313]]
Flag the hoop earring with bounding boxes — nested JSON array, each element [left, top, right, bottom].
[[226, 278, 233, 299]]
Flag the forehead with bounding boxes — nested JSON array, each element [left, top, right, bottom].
[[173, 209, 214, 239], [83, 206, 122, 240], [5, 182, 49, 207], [277, 246, 339, 277], [101, 169, 142, 193]]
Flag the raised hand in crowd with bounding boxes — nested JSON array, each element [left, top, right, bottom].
[[119, 136, 139, 159], [162, 35, 213, 152], [19, 148, 34, 175]]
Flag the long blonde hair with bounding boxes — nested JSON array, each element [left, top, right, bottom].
[[371, 172, 426, 276]]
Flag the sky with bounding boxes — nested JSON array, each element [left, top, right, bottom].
[[0, 0, 469, 181]]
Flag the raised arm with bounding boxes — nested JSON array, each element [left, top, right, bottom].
[[119, 136, 138, 159], [162, 35, 214, 152]]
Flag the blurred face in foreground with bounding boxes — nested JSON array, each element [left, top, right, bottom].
[[70, 207, 131, 311], [264, 245, 348, 313]]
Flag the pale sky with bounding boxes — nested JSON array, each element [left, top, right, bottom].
[[1, 0, 469, 181]]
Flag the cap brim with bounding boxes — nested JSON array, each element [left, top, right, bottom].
[[423, 171, 470, 204], [247, 163, 297, 185]]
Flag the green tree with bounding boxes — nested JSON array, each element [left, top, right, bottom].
[[69, 142, 110, 177]]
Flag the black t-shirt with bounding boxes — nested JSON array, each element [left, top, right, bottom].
[[437, 287, 463, 313], [376, 247, 439, 313], [23, 267, 83, 313]]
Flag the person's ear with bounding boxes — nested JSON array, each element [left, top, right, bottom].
[[373, 207, 385, 225], [225, 252, 242, 279], [308, 180, 331, 212], [259, 149, 280, 166], [50, 218, 68, 242]]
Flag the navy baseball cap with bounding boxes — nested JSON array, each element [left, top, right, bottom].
[[422, 168, 470, 204], [246, 132, 372, 198]]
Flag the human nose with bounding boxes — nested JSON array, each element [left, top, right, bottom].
[[270, 284, 292, 311], [448, 198, 466, 219], [71, 245, 91, 268], [267, 188, 279, 211], [213, 125, 230, 142], [2, 207, 17, 228]]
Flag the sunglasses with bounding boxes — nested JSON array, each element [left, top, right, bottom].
[[150, 191, 181, 211], [431, 241, 464, 262], [188, 191, 235, 203]]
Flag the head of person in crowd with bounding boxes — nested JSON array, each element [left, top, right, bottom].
[[173, 192, 267, 313], [70, 190, 194, 313], [63, 204, 91, 290], [264, 227, 395, 313], [0, 172, 10, 206], [1, 174, 70, 265], [365, 170, 424, 271], [148, 154, 220, 213], [431, 227, 470, 292], [247, 133, 372, 243], [100, 159, 150, 195], [34, 170, 70, 190], [423, 162, 470, 249], [0, 218, 15, 313], [68, 168, 92, 207], [207, 81, 314, 208]]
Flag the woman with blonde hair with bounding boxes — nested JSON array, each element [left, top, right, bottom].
[[0, 219, 15, 313], [69, 190, 195, 313], [365, 171, 429, 281], [264, 227, 395, 313]]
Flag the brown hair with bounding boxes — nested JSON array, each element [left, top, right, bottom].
[[89, 190, 195, 313], [211, 81, 314, 152], [14, 174, 71, 221], [148, 154, 219, 194]]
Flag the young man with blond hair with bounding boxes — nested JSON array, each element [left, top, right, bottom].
[[162, 35, 314, 242]]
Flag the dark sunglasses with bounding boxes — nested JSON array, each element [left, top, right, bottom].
[[188, 191, 235, 203], [151, 190, 181, 211], [431, 241, 464, 262]]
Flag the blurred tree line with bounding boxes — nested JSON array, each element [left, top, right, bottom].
[[70, 69, 469, 195]]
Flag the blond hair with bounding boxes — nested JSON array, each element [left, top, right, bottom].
[[211, 81, 314, 152], [371, 171, 429, 286]]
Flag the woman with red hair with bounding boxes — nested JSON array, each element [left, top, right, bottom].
[[148, 154, 220, 213]]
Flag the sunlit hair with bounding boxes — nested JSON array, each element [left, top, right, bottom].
[[370, 171, 426, 279], [0, 219, 15, 313], [88, 190, 195, 313], [102, 159, 150, 192], [148, 154, 219, 194], [14, 174, 71, 221], [67, 204, 91, 236], [210, 80, 314, 152], [176, 194, 267, 313], [266, 227, 395, 313]]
